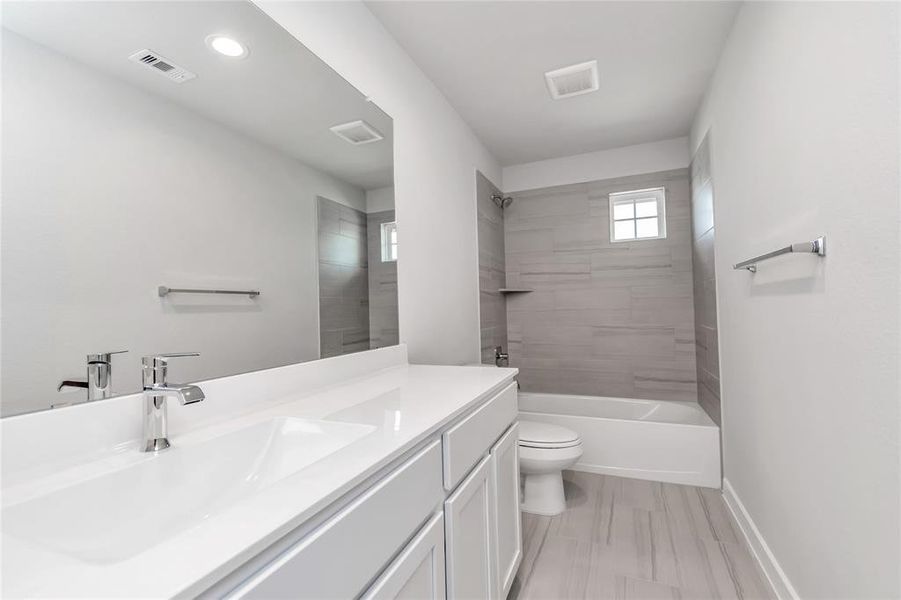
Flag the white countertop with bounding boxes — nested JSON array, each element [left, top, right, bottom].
[[1, 356, 517, 598]]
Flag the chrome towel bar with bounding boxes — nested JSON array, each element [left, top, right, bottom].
[[733, 236, 826, 273], [158, 286, 260, 298]]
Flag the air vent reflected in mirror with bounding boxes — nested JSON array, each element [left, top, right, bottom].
[[330, 120, 384, 145], [545, 60, 599, 100]]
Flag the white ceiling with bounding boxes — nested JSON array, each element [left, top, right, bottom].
[[3, 1, 394, 190], [366, 1, 739, 166]]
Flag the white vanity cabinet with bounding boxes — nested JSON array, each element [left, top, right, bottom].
[[230, 441, 444, 599], [443, 421, 522, 600], [219, 380, 521, 600], [442, 382, 519, 600]]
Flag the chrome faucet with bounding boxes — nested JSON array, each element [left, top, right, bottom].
[[56, 350, 128, 406], [142, 353, 205, 452], [494, 346, 509, 368]]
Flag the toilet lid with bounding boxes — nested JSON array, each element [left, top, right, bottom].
[[518, 421, 581, 448]]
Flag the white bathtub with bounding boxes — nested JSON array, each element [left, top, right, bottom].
[[518, 392, 721, 488]]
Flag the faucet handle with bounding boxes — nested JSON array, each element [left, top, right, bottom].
[[142, 352, 200, 368], [87, 350, 128, 363], [142, 353, 200, 387]]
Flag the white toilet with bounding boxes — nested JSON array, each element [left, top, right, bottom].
[[518, 420, 583, 516]]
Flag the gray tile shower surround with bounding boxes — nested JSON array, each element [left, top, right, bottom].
[[477, 171, 509, 365], [690, 137, 722, 424], [504, 169, 698, 402]]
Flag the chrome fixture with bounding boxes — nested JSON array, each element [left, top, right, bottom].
[[158, 285, 260, 298], [491, 194, 514, 209], [57, 350, 128, 403], [733, 236, 826, 272], [142, 353, 205, 452], [495, 346, 509, 368]]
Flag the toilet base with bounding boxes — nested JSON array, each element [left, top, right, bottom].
[[521, 471, 567, 516]]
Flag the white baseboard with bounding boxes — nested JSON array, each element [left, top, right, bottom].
[[722, 478, 799, 600]]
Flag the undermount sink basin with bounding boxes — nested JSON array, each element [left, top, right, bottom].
[[2, 417, 375, 564]]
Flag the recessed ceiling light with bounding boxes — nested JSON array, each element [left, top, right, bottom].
[[206, 35, 248, 59]]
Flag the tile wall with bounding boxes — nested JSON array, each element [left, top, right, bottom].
[[477, 171, 509, 365], [505, 169, 698, 401], [367, 209, 399, 349], [689, 137, 721, 423], [318, 197, 370, 357]]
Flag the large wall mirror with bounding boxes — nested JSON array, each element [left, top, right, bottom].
[[1, 1, 397, 417]]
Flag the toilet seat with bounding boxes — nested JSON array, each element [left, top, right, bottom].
[[520, 439, 582, 449], [518, 421, 581, 449]]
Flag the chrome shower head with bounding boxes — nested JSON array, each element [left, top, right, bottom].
[[491, 194, 514, 209]]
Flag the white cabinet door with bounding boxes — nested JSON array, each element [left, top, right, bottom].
[[362, 512, 446, 600], [444, 455, 493, 600], [490, 423, 522, 599]]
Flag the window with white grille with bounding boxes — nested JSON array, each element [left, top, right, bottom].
[[380, 221, 398, 262], [608, 187, 666, 242]]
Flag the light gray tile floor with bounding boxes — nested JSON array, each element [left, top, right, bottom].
[[508, 471, 773, 600]]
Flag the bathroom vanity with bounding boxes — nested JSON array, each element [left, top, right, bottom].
[[1, 3, 521, 597], [1, 346, 522, 598]]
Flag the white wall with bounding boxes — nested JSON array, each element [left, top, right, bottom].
[[256, 1, 503, 366], [502, 137, 689, 193], [1, 31, 365, 415], [691, 3, 900, 598], [365, 186, 395, 214]]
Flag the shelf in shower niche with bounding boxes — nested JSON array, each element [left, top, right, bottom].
[[498, 288, 533, 294]]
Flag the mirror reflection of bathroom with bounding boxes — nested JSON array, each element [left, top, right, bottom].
[[316, 188, 398, 358], [0, 0, 395, 417]]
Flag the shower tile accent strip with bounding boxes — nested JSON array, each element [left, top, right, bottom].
[[317, 196, 370, 358], [477, 171, 509, 364], [690, 137, 722, 424], [504, 169, 698, 401]]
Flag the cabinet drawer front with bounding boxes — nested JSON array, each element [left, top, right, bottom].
[[442, 382, 517, 491], [234, 440, 443, 600], [361, 511, 446, 600]]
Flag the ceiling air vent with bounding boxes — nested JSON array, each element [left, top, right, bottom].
[[330, 120, 383, 145], [545, 60, 599, 100], [128, 49, 196, 83]]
